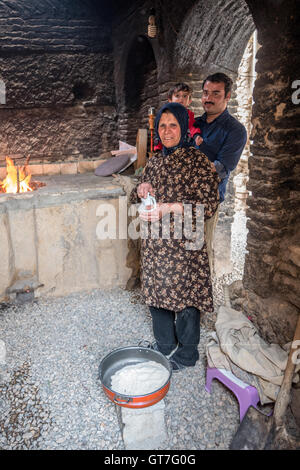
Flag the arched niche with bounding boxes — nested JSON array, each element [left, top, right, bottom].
[[167, 1, 255, 283], [118, 35, 159, 146]]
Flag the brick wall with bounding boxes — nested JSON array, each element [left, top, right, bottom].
[[0, 0, 118, 165], [0, 0, 111, 52], [242, 0, 300, 343]]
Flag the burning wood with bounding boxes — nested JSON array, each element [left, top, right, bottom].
[[0, 157, 45, 194]]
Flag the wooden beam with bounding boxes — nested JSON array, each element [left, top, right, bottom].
[[135, 129, 148, 170]]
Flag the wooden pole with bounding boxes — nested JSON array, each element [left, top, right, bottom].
[[273, 315, 300, 427], [135, 129, 148, 170], [148, 107, 155, 159]]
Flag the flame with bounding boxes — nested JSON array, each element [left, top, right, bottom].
[[0, 157, 33, 193]]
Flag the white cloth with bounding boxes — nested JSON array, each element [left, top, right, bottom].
[[206, 306, 300, 404]]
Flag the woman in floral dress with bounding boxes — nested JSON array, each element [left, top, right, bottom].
[[130, 102, 220, 371]]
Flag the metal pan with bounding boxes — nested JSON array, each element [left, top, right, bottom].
[[99, 346, 172, 408]]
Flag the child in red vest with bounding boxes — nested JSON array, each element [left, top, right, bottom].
[[154, 83, 203, 151]]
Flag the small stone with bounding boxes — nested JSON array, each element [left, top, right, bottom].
[[56, 436, 66, 444]]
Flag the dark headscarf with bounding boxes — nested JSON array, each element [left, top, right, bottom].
[[154, 102, 191, 156]]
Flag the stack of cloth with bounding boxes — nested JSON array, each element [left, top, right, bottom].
[[206, 306, 300, 404]]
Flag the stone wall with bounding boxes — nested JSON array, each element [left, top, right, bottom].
[[241, 0, 300, 344], [0, 0, 118, 166]]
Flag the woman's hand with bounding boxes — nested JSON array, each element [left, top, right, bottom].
[[137, 182, 155, 199], [139, 202, 183, 222]]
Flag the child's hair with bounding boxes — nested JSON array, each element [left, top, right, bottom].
[[167, 82, 193, 101]]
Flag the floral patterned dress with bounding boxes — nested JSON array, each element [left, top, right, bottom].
[[130, 146, 220, 314]]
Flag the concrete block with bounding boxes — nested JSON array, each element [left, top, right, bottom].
[[94, 198, 131, 288], [0, 167, 6, 179], [34, 197, 131, 297], [78, 160, 96, 173], [35, 205, 65, 296], [27, 164, 44, 176], [120, 400, 168, 450], [35, 201, 101, 297], [60, 162, 78, 175], [58, 199, 100, 292], [43, 163, 61, 175], [8, 208, 37, 277], [93, 159, 105, 170]]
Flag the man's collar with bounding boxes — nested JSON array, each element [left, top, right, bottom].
[[200, 108, 229, 124]]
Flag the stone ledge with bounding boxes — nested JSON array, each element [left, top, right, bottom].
[[0, 160, 106, 179], [0, 174, 126, 212]]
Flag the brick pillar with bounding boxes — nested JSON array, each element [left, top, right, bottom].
[[242, 1, 299, 344]]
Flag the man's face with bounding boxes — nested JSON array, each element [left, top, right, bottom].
[[202, 81, 230, 117]]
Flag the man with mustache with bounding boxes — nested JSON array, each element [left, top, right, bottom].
[[194, 73, 247, 274]]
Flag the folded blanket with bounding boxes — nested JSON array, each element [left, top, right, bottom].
[[206, 306, 300, 404]]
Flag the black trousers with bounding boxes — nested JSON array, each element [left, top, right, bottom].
[[149, 305, 201, 366]]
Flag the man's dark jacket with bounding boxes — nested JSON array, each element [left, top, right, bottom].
[[195, 109, 247, 202]]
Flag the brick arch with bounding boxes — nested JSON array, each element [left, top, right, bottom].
[[167, 0, 299, 343], [174, 0, 255, 73]]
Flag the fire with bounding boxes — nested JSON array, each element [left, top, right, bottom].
[[0, 157, 33, 193]]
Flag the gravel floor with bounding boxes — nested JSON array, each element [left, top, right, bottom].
[[0, 211, 248, 451]]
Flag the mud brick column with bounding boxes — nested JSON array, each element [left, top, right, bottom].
[[242, 1, 300, 344]]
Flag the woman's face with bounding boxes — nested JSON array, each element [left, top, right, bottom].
[[158, 112, 181, 148]]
